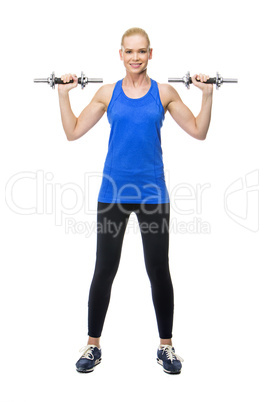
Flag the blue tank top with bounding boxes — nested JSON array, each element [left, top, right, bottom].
[[98, 78, 170, 204]]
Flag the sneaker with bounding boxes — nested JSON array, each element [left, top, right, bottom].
[[157, 345, 184, 374], [76, 344, 102, 373]]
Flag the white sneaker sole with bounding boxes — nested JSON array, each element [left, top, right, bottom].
[[157, 358, 181, 374]]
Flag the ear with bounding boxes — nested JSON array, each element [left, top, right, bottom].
[[119, 48, 123, 61], [149, 48, 153, 60]]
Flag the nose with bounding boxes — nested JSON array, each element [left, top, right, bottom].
[[132, 52, 139, 61]]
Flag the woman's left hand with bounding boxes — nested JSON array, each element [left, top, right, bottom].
[[191, 73, 213, 94]]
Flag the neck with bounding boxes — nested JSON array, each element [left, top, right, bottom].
[[123, 70, 150, 88]]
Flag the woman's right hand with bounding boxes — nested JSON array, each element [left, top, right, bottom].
[[58, 73, 78, 93]]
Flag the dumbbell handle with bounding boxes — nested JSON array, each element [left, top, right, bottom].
[[168, 77, 237, 84], [55, 77, 103, 84], [33, 77, 102, 84], [168, 71, 238, 89], [34, 71, 103, 89]]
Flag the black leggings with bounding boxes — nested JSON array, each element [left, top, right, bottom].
[[88, 201, 174, 339]]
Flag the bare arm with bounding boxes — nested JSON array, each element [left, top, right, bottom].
[[58, 73, 107, 141], [166, 74, 213, 140]]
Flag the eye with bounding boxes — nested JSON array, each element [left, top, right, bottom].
[[125, 50, 132, 54]]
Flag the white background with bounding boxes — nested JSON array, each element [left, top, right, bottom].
[[1, 0, 263, 401]]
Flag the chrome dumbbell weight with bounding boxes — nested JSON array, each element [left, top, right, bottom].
[[33, 71, 103, 89], [168, 71, 238, 90]]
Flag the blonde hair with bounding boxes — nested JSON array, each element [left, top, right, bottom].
[[121, 27, 151, 50]]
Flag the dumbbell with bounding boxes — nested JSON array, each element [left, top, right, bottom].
[[33, 71, 103, 89], [168, 71, 238, 89]]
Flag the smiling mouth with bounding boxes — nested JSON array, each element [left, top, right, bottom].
[[130, 63, 142, 67]]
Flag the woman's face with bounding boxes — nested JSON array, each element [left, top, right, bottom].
[[119, 34, 152, 75]]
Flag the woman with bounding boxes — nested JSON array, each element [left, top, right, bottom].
[[58, 27, 213, 374]]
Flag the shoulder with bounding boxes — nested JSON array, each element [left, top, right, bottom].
[[156, 82, 180, 100], [95, 83, 116, 98], [156, 82, 181, 113], [93, 82, 117, 110]]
